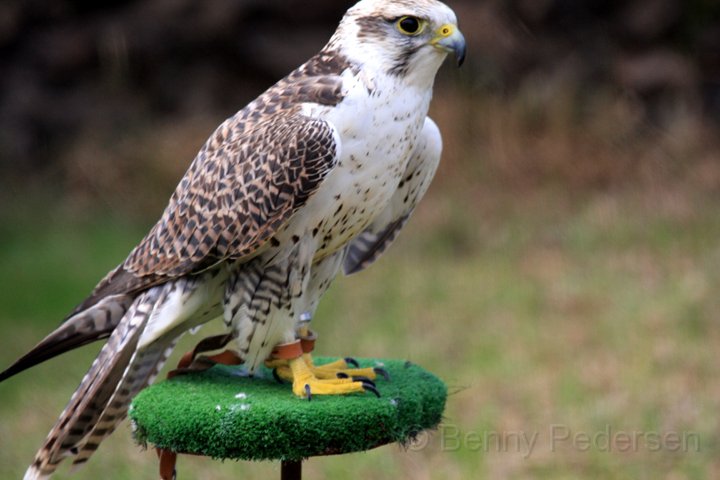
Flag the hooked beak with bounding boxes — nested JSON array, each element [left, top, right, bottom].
[[431, 24, 467, 67]]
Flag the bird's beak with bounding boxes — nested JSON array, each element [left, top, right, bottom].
[[431, 24, 467, 67]]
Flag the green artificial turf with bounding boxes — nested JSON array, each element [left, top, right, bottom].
[[129, 357, 447, 461]]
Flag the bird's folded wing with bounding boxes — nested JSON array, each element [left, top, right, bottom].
[[83, 114, 340, 309]]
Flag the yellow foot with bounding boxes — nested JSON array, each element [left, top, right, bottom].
[[267, 355, 381, 399], [307, 355, 390, 382], [267, 354, 390, 385]]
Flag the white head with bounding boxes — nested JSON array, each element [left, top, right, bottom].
[[327, 0, 466, 88]]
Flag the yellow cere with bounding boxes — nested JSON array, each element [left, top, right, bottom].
[[437, 23, 455, 37]]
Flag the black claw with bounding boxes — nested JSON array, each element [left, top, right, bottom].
[[361, 381, 381, 398], [336, 372, 350, 379], [352, 375, 375, 387], [345, 357, 359, 368], [374, 367, 391, 381], [272, 369, 284, 384], [304, 384, 312, 401]]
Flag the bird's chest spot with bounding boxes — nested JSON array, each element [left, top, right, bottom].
[[309, 176, 383, 252], [286, 80, 430, 258]]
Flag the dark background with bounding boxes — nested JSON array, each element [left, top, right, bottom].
[[2, 0, 719, 209]]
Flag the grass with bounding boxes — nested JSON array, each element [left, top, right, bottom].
[[0, 181, 718, 479], [130, 358, 446, 461]]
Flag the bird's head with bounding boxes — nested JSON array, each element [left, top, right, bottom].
[[329, 0, 466, 86]]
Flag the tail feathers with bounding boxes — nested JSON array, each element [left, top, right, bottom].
[[71, 337, 179, 467], [25, 290, 157, 479], [71, 278, 227, 467], [23, 467, 49, 480], [1, 294, 133, 382]]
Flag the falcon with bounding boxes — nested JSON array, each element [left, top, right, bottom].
[[2, 0, 466, 478]]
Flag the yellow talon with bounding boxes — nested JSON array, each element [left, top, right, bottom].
[[263, 328, 386, 397], [267, 354, 383, 382], [304, 354, 381, 380], [288, 356, 367, 397]]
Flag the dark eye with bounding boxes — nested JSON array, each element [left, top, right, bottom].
[[396, 16, 424, 36]]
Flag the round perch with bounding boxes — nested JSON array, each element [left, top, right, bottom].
[[129, 357, 447, 475]]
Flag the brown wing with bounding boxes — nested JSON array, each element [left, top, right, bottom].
[[0, 51, 351, 383], [78, 113, 338, 312], [129, 114, 338, 275], [71, 49, 352, 314]]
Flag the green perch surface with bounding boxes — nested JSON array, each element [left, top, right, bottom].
[[129, 357, 447, 461]]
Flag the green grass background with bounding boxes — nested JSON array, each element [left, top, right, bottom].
[[1, 182, 718, 479]]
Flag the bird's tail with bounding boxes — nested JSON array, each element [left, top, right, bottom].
[[23, 289, 168, 479], [0, 294, 134, 382]]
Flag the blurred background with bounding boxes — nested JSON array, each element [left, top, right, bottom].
[[1, 0, 719, 478]]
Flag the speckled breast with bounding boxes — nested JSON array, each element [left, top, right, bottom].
[[279, 78, 431, 261]]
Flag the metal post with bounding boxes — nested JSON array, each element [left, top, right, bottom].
[[281, 459, 302, 480]]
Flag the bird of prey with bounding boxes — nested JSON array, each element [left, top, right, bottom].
[[1, 0, 466, 478]]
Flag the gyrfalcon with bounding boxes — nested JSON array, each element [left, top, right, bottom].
[[1, 0, 466, 478]]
